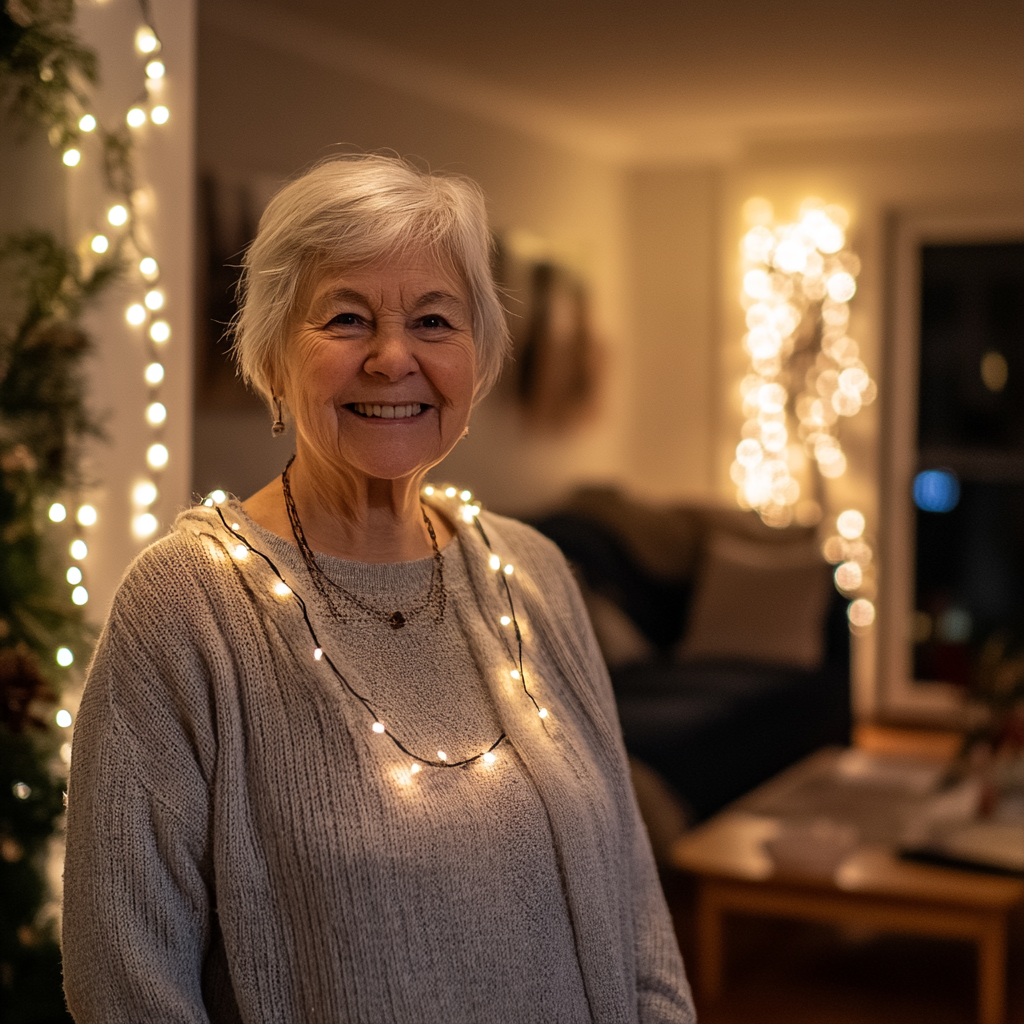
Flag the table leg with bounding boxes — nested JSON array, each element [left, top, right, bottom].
[[696, 881, 724, 1002], [977, 914, 1007, 1024]]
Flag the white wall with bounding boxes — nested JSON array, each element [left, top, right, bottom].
[[194, 12, 629, 516]]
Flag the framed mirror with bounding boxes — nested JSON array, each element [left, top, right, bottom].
[[879, 211, 1024, 725]]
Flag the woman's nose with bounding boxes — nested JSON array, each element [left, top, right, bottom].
[[363, 325, 416, 380]]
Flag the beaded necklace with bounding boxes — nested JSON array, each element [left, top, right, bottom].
[[281, 455, 445, 629]]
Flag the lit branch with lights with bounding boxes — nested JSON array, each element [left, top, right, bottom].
[[731, 198, 877, 629]]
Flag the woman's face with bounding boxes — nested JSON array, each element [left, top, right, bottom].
[[281, 253, 476, 485]]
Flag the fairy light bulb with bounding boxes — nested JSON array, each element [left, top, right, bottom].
[[410, 763, 421, 774], [503, 564, 513, 575], [135, 25, 159, 53], [133, 481, 157, 506], [56, 709, 73, 728], [71, 586, 89, 606], [77, 505, 97, 526], [56, 647, 74, 667], [107, 204, 128, 226], [423, 485, 434, 496], [70, 539, 87, 560], [66, 566, 83, 585], [145, 402, 166, 426], [149, 321, 170, 343], [146, 443, 169, 469], [437, 750, 448, 761], [126, 303, 146, 325], [126, 107, 146, 128], [150, 106, 169, 124], [460, 490, 471, 501], [538, 708, 549, 719], [48, 503, 67, 522], [144, 289, 164, 310], [500, 615, 511, 626], [78, 114, 96, 132], [209, 490, 227, 504], [62, 148, 81, 167], [848, 598, 876, 627], [132, 512, 158, 538], [510, 669, 520, 680], [91, 234, 109, 254], [145, 60, 165, 79], [144, 362, 165, 385], [837, 509, 865, 540], [489, 554, 501, 571], [313, 647, 323, 661], [233, 545, 248, 560], [139, 257, 158, 278], [483, 752, 496, 765], [372, 722, 386, 734], [274, 582, 292, 597]]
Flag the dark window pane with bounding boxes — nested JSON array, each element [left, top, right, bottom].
[[913, 242, 1024, 684]]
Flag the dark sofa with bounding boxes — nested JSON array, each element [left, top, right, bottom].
[[532, 489, 851, 825]]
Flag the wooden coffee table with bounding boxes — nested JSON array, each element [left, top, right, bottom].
[[670, 748, 1024, 1024]]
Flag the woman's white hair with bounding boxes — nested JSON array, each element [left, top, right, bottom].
[[231, 154, 509, 405]]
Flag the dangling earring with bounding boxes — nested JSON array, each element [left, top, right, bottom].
[[271, 393, 285, 436]]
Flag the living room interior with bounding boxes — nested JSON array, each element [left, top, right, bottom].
[[2, 0, 1023, 1021]]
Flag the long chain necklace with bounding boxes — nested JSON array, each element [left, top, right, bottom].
[[212, 493, 549, 771], [281, 455, 446, 629]]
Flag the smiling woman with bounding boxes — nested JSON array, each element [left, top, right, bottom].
[[61, 155, 695, 1024]]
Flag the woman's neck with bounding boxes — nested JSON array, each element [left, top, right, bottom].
[[241, 454, 453, 563]]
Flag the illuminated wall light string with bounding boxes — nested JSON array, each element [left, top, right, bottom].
[[731, 198, 878, 629], [52, 1, 172, 694]]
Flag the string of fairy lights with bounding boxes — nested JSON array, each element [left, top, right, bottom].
[[200, 486, 547, 783], [731, 197, 877, 631], [49, 3, 172, 749]]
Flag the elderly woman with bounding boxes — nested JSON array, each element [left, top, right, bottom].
[[62, 155, 695, 1024]]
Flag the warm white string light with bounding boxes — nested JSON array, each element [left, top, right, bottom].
[[732, 197, 877, 628], [50, 5, 173, 697], [200, 486, 547, 779]]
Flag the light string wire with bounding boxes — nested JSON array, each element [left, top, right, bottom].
[[211, 499, 548, 769]]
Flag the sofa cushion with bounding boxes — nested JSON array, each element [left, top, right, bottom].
[[677, 531, 832, 670]]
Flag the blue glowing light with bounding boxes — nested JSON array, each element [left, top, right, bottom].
[[913, 470, 960, 513]]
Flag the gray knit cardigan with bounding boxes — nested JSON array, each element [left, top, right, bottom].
[[62, 495, 695, 1023]]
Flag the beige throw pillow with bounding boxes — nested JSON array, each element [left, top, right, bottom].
[[677, 532, 832, 670]]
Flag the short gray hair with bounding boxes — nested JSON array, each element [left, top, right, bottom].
[[231, 154, 509, 405]]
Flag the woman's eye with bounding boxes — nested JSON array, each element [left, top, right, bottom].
[[419, 315, 451, 330], [327, 312, 362, 327]]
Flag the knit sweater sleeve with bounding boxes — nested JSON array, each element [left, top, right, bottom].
[[494, 518, 696, 1023], [62, 536, 224, 1024]]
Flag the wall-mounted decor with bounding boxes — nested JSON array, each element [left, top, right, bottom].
[[494, 232, 601, 432]]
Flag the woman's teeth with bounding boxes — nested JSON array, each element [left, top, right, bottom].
[[351, 402, 423, 419]]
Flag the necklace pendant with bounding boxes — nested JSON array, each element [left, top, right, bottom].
[[389, 611, 406, 630]]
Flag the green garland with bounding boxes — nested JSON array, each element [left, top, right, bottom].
[[1, 2, 138, 1019]]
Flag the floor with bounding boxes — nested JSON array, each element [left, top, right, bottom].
[[663, 725, 1024, 1024]]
